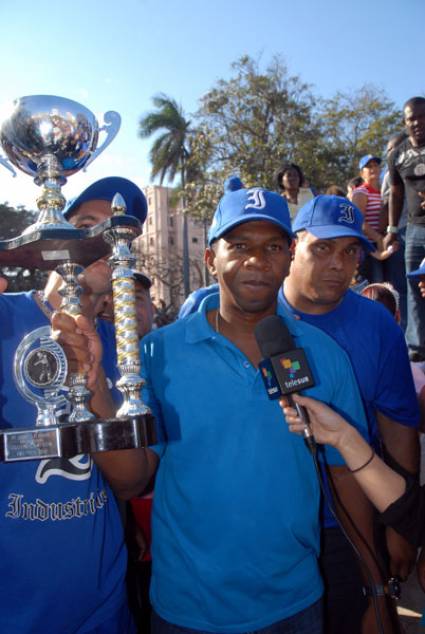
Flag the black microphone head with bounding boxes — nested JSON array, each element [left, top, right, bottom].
[[254, 315, 295, 358]]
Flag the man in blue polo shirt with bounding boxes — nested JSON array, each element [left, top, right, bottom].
[[282, 195, 419, 634], [60, 187, 373, 634]]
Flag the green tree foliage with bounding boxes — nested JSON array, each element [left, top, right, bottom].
[[139, 93, 193, 294], [139, 93, 192, 184], [0, 202, 47, 291], [195, 55, 320, 192], [185, 56, 402, 213], [0, 203, 36, 239], [139, 56, 405, 301], [317, 85, 402, 187]]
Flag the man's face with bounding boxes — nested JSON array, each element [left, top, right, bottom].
[[68, 199, 112, 296], [98, 281, 153, 338], [404, 103, 425, 146], [287, 232, 362, 313], [134, 282, 154, 338], [67, 199, 112, 229], [205, 221, 291, 315]]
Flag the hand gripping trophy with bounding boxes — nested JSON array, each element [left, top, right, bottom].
[[0, 95, 155, 462]]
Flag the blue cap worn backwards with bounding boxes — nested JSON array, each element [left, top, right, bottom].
[[208, 187, 293, 245], [63, 176, 148, 224], [292, 195, 375, 252]]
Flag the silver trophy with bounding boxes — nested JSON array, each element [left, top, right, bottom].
[[0, 95, 155, 462], [0, 95, 121, 231]]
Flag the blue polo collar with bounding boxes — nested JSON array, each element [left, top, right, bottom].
[[184, 291, 303, 344]]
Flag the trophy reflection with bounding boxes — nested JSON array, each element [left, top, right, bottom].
[[0, 95, 155, 462]]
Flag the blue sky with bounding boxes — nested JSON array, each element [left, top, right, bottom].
[[0, 0, 422, 209]]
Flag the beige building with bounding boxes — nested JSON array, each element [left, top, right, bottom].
[[133, 185, 206, 314]]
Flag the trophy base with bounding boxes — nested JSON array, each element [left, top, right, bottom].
[[84, 414, 157, 453], [0, 414, 156, 462], [0, 215, 141, 270]]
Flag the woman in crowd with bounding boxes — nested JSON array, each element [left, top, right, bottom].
[[351, 155, 395, 282], [275, 162, 314, 219]]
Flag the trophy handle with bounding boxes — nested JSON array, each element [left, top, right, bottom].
[[84, 111, 121, 170], [0, 155, 16, 177]]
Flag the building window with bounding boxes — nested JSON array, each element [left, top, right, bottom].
[[169, 216, 174, 227], [149, 217, 152, 225], [148, 197, 152, 206], [192, 237, 198, 243], [169, 237, 174, 245], [150, 238, 154, 246]]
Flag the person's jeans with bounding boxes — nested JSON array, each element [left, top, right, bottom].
[[151, 599, 323, 634], [405, 223, 425, 357]]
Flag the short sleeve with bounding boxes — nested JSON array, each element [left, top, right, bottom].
[[140, 335, 166, 458], [303, 334, 370, 467], [374, 321, 419, 428]]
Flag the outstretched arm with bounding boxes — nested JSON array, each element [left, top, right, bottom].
[[281, 394, 406, 512]]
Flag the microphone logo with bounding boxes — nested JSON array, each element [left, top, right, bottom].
[[281, 358, 301, 379]]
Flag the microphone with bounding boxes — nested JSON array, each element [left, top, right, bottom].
[[254, 315, 316, 450]]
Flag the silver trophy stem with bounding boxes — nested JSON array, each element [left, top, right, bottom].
[[35, 399, 59, 427], [104, 194, 150, 418], [56, 261, 84, 316], [56, 261, 94, 422], [25, 154, 73, 232]]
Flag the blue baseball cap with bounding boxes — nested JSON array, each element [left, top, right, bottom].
[[63, 176, 148, 224], [224, 175, 244, 192], [407, 257, 425, 278], [359, 154, 381, 170], [292, 195, 375, 252], [208, 187, 293, 245]]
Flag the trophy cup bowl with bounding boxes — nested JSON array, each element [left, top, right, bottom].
[[0, 95, 120, 183], [0, 95, 122, 255]]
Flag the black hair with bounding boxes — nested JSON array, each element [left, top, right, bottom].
[[325, 185, 346, 197], [347, 176, 363, 190], [275, 163, 304, 191], [361, 283, 399, 317], [386, 131, 407, 154], [403, 96, 425, 112]]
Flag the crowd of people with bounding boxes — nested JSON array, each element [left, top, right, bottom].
[[1, 95, 425, 634]]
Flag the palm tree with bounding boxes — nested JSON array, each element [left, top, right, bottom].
[[139, 94, 192, 297]]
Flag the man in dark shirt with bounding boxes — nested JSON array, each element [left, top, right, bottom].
[[387, 96, 425, 360]]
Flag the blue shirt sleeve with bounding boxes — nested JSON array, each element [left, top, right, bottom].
[[140, 334, 166, 457], [373, 319, 419, 428], [302, 332, 370, 467]]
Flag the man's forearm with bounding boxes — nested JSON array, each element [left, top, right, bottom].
[[388, 185, 404, 227], [89, 368, 159, 499], [93, 447, 159, 499], [377, 412, 420, 475]]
